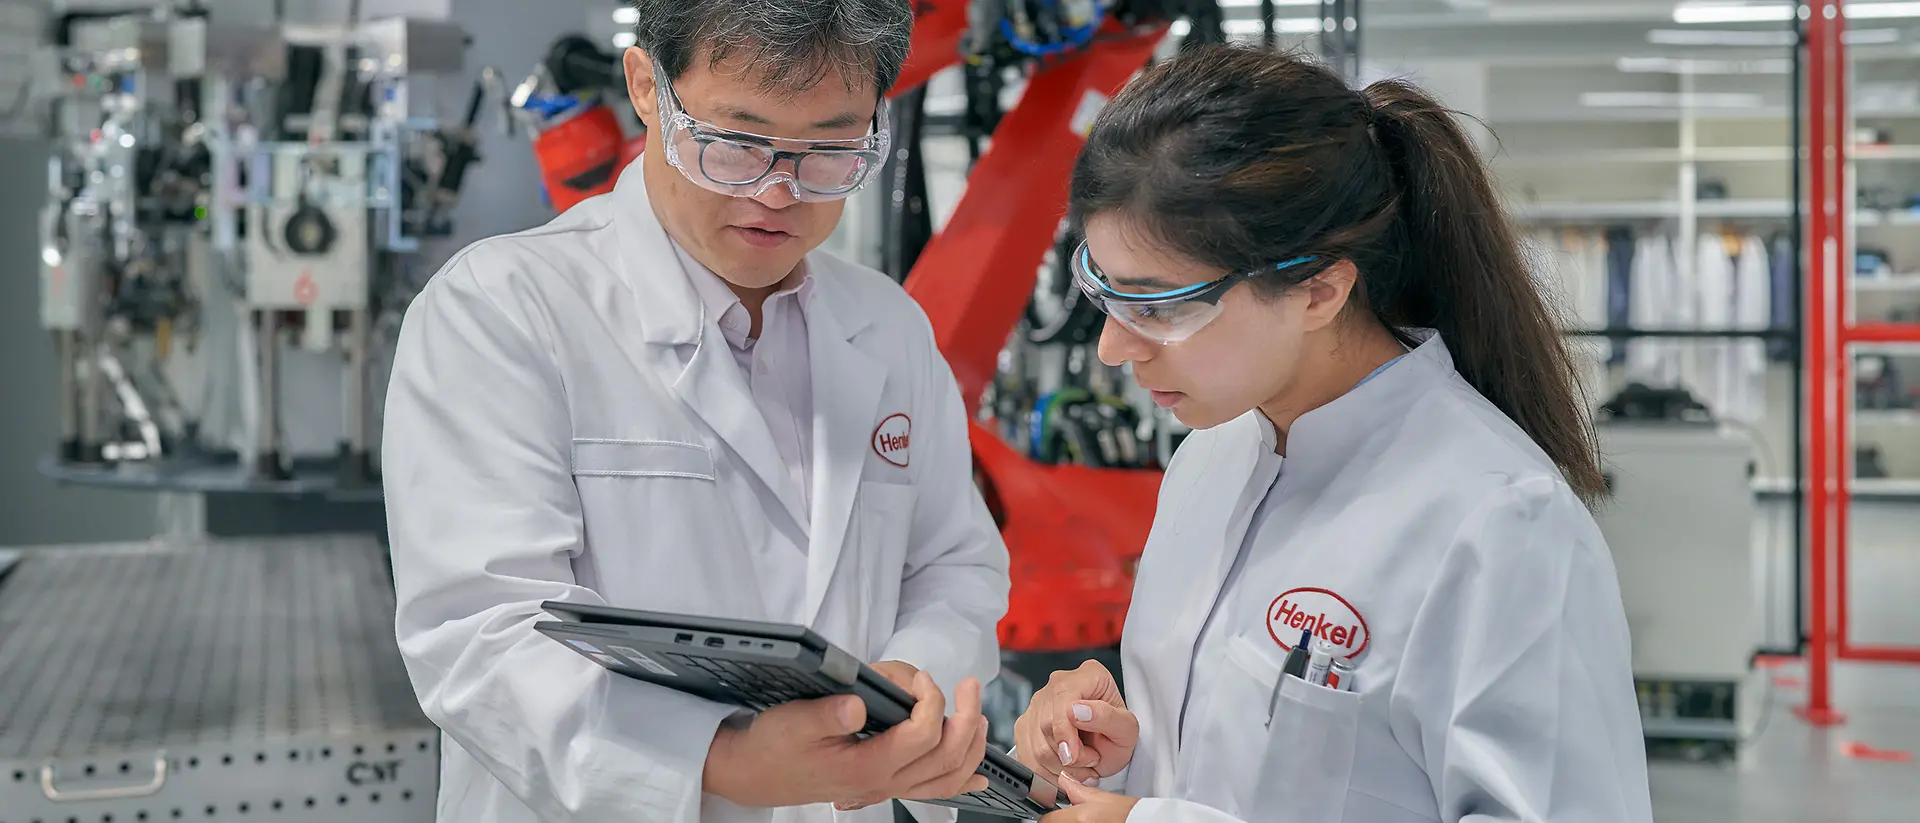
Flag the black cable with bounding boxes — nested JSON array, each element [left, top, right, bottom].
[[1260, 0, 1276, 50]]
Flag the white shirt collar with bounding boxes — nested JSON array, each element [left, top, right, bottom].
[[672, 240, 814, 351]]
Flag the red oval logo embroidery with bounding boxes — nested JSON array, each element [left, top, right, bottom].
[[872, 413, 911, 468], [1267, 587, 1370, 659]]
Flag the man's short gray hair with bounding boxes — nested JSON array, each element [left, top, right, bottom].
[[629, 0, 914, 95]]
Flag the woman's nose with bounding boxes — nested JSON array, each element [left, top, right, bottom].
[[1096, 315, 1151, 367]]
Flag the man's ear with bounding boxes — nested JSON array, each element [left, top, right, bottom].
[[624, 47, 658, 128], [1301, 260, 1360, 333]]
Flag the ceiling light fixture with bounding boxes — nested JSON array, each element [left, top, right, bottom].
[[613, 6, 639, 25], [1673, 3, 1794, 24], [1674, 1, 1920, 23], [1581, 91, 1768, 108], [1616, 56, 1793, 73], [1844, 28, 1904, 43], [1169, 17, 1321, 36], [1848, 2, 1920, 19], [1648, 28, 1797, 45]]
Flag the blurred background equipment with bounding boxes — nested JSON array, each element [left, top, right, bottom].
[[37, 2, 494, 497], [6, 1, 492, 821], [1592, 402, 1765, 762]]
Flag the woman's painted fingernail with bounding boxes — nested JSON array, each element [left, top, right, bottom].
[[1058, 741, 1073, 764], [1085, 776, 1100, 788], [1072, 703, 1093, 722]]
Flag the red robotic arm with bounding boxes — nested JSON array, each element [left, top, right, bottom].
[[891, 8, 1170, 652]]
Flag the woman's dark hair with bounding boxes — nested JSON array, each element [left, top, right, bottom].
[[1071, 44, 1604, 503]]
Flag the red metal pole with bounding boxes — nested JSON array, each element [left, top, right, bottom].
[[1837, 646, 1920, 665], [1843, 322, 1920, 345], [1844, 323, 1920, 345], [1832, 0, 1854, 661], [1795, 0, 1845, 726]]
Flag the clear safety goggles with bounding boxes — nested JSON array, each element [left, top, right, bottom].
[[653, 61, 890, 203], [1070, 240, 1320, 344]]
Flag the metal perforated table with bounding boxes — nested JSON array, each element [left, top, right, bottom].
[[0, 535, 438, 822]]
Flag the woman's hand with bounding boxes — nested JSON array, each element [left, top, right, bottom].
[[1014, 660, 1139, 785], [1039, 773, 1140, 822]]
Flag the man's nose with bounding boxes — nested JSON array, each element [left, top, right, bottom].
[[750, 157, 802, 209]]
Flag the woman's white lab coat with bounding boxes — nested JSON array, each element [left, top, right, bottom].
[[1113, 333, 1653, 823], [382, 160, 1009, 823]]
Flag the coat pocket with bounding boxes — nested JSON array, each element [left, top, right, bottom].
[[1247, 641, 1363, 822], [570, 438, 716, 479]]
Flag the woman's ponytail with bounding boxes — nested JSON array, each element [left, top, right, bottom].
[[1362, 79, 1606, 503]]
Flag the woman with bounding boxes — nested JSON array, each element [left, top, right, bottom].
[[1011, 45, 1654, 823]]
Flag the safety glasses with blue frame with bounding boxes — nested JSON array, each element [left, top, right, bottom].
[[1069, 239, 1322, 344]]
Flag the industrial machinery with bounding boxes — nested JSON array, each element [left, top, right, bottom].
[[38, 4, 489, 493], [39, 9, 234, 468], [9, 3, 488, 820], [1591, 402, 1766, 760]]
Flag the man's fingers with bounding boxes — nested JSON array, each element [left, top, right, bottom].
[[953, 676, 982, 722], [894, 693, 987, 790], [900, 722, 990, 799], [773, 693, 865, 740], [874, 670, 946, 763], [1068, 700, 1138, 744]]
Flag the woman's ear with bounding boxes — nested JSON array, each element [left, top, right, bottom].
[[624, 47, 659, 128], [1300, 260, 1360, 332]]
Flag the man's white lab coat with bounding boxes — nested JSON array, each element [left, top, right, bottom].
[[383, 160, 1010, 823]]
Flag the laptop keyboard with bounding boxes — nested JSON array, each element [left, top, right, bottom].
[[661, 652, 892, 733], [658, 650, 1043, 816]]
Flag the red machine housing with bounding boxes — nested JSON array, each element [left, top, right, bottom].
[[893, 7, 1168, 653], [532, 104, 646, 212]]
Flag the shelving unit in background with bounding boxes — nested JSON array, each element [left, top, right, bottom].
[[1490, 37, 1920, 497]]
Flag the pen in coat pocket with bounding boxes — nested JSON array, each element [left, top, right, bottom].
[[1267, 628, 1312, 725]]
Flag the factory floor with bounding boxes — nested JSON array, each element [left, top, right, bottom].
[[1651, 500, 1920, 823]]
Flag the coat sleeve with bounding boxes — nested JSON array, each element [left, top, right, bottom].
[[1391, 476, 1655, 823], [875, 314, 1012, 696], [384, 258, 741, 823]]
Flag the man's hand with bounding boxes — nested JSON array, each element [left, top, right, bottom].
[[1014, 660, 1138, 785], [870, 660, 921, 691], [702, 668, 990, 809], [1039, 774, 1140, 822]]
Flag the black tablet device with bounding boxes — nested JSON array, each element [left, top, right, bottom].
[[535, 601, 1068, 819]]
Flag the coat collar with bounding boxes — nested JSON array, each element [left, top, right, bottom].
[[1259, 329, 1450, 486]]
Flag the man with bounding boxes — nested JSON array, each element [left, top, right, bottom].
[[381, 1, 1011, 821]]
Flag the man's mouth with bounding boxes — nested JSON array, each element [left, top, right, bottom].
[[730, 225, 793, 248]]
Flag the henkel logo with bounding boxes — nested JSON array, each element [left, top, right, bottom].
[[872, 413, 911, 468], [1267, 587, 1369, 659]]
